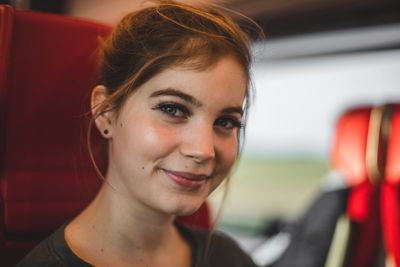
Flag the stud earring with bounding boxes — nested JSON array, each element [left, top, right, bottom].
[[103, 129, 109, 135]]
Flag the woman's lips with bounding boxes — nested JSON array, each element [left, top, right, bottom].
[[162, 169, 208, 189]]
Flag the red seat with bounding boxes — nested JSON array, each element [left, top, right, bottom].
[[331, 106, 383, 267], [0, 6, 210, 266], [381, 104, 400, 267]]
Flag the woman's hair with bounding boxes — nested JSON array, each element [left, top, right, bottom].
[[89, 0, 259, 176]]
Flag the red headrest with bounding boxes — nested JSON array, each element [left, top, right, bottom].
[[330, 107, 370, 186]]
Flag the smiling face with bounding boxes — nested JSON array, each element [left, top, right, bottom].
[[94, 56, 247, 216]]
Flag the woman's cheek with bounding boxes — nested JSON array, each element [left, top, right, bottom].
[[138, 121, 179, 157], [213, 138, 238, 184], [222, 137, 239, 169]]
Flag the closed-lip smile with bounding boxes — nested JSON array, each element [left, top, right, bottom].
[[162, 169, 210, 189]]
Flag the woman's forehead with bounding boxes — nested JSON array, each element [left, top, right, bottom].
[[123, 57, 247, 110]]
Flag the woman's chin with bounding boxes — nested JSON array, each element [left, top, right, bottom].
[[174, 207, 200, 217], [163, 199, 205, 217]]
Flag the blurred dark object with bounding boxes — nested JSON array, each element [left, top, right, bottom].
[[252, 186, 349, 267], [30, 0, 67, 14], [226, 0, 400, 38], [18, 0, 400, 40], [261, 219, 292, 238], [267, 188, 349, 267]]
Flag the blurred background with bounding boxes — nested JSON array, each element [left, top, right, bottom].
[[5, 0, 400, 245]]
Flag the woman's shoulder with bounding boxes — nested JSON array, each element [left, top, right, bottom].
[[178, 223, 257, 267], [207, 229, 257, 267], [15, 224, 92, 267]]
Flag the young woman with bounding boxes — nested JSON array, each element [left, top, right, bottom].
[[18, 1, 258, 266]]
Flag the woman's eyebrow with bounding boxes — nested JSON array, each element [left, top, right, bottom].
[[150, 88, 202, 107], [222, 107, 244, 116]]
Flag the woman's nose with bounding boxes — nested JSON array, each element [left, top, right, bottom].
[[180, 126, 216, 163]]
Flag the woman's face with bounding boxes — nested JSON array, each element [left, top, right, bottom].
[[102, 56, 247, 216]]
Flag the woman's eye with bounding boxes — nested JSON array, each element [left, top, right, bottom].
[[215, 117, 243, 130], [156, 103, 190, 118]]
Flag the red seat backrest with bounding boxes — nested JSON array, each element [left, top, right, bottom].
[[381, 104, 400, 267], [0, 6, 111, 265], [0, 6, 210, 266]]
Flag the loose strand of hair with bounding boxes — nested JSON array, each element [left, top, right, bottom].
[[154, 2, 249, 46], [203, 175, 231, 263]]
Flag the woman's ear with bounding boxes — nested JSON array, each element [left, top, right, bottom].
[[91, 85, 114, 138]]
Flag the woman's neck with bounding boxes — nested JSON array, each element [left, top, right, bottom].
[[65, 183, 191, 267]]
